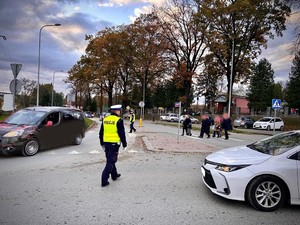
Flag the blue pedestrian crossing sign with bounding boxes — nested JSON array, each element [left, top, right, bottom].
[[272, 99, 281, 109]]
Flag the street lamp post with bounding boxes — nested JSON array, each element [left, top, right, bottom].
[[228, 39, 235, 118], [37, 23, 61, 106], [51, 70, 64, 106]]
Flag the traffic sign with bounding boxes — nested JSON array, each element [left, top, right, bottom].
[[139, 101, 145, 107], [10, 79, 22, 94], [10, 63, 22, 78], [272, 99, 281, 109]]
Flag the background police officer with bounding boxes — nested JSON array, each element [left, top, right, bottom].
[[99, 104, 127, 187], [129, 110, 136, 133]]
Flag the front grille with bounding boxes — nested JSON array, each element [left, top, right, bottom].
[[203, 167, 216, 188]]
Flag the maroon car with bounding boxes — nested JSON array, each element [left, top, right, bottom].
[[0, 107, 85, 156]]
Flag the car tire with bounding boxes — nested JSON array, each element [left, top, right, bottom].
[[267, 125, 271, 131], [22, 139, 39, 156], [246, 175, 286, 212], [73, 134, 83, 145], [280, 126, 284, 131], [244, 124, 248, 129]]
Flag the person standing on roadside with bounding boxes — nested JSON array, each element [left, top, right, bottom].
[[199, 114, 211, 138], [221, 113, 232, 140], [99, 104, 127, 187], [129, 110, 136, 133]]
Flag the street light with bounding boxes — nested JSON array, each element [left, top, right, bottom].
[[0, 35, 6, 40], [51, 70, 64, 106], [37, 23, 61, 106], [228, 39, 235, 118]]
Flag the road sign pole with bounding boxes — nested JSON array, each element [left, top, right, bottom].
[[273, 109, 276, 135]]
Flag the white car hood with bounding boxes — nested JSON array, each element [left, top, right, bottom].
[[206, 146, 271, 165]]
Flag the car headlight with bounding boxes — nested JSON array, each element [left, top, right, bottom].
[[3, 129, 25, 138], [216, 164, 250, 172]]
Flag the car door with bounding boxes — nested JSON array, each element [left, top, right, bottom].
[[37, 111, 62, 149]]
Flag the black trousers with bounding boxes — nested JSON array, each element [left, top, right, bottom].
[[102, 143, 120, 184], [130, 122, 136, 133]]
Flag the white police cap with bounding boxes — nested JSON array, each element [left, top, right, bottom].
[[110, 104, 122, 110]]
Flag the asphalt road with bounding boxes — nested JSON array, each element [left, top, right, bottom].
[[0, 121, 299, 225]]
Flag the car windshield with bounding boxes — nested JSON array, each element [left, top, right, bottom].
[[4, 110, 47, 125], [259, 117, 271, 122], [247, 131, 300, 156]]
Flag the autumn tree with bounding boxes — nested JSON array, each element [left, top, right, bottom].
[[153, 0, 208, 108], [247, 58, 275, 113], [195, 0, 291, 110], [128, 13, 171, 109], [285, 50, 300, 109]]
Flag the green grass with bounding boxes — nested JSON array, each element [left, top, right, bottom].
[[84, 117, 94, 130]]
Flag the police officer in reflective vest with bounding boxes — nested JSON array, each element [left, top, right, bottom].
[[99, 104, 127, 187], [129, 110, 136, 133]]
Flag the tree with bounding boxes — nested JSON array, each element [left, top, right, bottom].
[[285, 50, 300, 109], [196, 0, 290, 110], [17, 78, 36, 107], [247, 58, 275, 113], [154, 0, 208, 108], [282, 0, 300, 52]]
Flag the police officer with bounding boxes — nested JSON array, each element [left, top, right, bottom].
[[129, 110, 136, 133], [99, 104, 127, 187]]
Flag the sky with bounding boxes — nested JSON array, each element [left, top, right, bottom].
[[0, 0, 299, 98]]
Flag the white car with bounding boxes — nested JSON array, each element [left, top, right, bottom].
[[180, 115, 199, 123], [253, 117, 284, 131], [160, 113, 170, 121], [166, 113, 179, 122], [201, 131, 300, 211]]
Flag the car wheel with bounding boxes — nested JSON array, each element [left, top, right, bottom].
[[246, 175, 286, 212], [244, 124, 248, 129], [73, 134, 82, 145], [280, 126, 284, 131], [22, 139, 39, 156], [267, 125, 271, 131]]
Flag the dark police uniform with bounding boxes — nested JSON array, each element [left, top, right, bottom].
[[99, 105, 127, 187]]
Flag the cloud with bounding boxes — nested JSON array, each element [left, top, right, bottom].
[[0, 0, 114, 96]]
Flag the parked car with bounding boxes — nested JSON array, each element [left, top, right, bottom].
[[233, 117, 255, 129], [0, 107, 85, 156], [99, 112, 111, 121], [166, 113, 179, 122], [179, 115, 199, 124], [84, 111, 93, 118], [253, 117, 284, 131], [160, 113, 170, 121], [201, 130, 300, 211]]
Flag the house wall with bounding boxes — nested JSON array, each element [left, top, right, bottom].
[[234, 97, 249, 114]]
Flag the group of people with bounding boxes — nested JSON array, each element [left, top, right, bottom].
[[99, 105, 232, 188], [182, 113, 232, 140]]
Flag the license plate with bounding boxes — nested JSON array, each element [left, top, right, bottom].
[[201, 167, 206, 177]]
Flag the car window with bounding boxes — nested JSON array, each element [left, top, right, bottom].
[[4, 110, 46, 125], [247, 132, 300, 156], [259, 118, 271, 122]]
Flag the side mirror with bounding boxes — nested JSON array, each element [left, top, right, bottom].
[[45, 121, 53, 127]]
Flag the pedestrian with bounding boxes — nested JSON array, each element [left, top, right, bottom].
[[182, 115, 192, 136], [221, 113, 232, 140], [199, 114, 211, 138], [212, 115, 221, 138], [99, 104, 127, 187], [129, 110, 136, 133], [186, 115, 192, 136]]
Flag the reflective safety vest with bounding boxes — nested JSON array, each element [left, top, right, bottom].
[[103, 115, 121, 143], [130, 114, 135, 122]]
